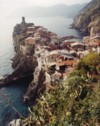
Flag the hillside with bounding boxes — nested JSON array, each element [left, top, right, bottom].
[[11, 4, 86, 18], [72, 0, 100, 35]]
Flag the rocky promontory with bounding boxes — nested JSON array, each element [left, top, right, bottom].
[[72, 0, 100, 35], [0, 17, 68, 99], [12, 17, 60, 102]]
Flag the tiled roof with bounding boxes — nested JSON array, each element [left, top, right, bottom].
[[57, 60, 77, 66]]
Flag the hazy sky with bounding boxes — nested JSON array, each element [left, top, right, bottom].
[[0, 0, 91, 6], [0, 0, 91, 18]]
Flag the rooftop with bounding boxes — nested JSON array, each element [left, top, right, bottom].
[[48, 50, 59, 55], [91, 35, 100, 40], [25, 37, 35, 40], [57, 60, 77, 67], [71, 42, 84, 47]]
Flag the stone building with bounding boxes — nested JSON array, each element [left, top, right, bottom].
[[25, 37, 36, 55], [46, 50, 60, 67], [71, 42, 85, 51]]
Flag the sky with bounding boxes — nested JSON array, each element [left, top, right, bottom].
[[0, 0, 91, 18], [0, 0, 91, 6]]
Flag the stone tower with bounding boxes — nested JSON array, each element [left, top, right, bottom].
[[21, 17, 27, 31], [22, 17, 26, 24]]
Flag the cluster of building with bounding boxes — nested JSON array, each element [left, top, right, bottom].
[[19, 17, 100, 81], [83, 27, 100, 53]]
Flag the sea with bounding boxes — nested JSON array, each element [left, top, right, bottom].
[[0, 16, 82, 126]]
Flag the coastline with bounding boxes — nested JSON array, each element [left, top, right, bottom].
[[0, 16, 100, 126], [0, 17, 85, 125]]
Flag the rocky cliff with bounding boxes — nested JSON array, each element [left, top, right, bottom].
[[72, 0, 100, 35], [0, 22, 38, 86]]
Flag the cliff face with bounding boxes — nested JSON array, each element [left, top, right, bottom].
[[73, 0, 100, 35]]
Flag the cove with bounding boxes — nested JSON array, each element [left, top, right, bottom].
[[0, 76, 33, 126]]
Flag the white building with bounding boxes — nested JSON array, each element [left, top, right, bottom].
[[27, 25, 35, 34]]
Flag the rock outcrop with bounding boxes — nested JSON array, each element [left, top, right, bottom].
[[24, 68, 45, 102], [23, 67, 51, 102], [0, 18, 38, 87], [0, 51, 38, 87], [72, 0, 100, 35]]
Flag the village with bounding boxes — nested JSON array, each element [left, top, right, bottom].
[[9, 13, 100, 124], [14, 17, 100, 83]]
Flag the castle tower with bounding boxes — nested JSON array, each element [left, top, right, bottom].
[[22, 17, 26, 24], [90, 27, 95, 38], [21, 17, 27, 31]]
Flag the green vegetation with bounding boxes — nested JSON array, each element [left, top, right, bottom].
[[23, 52, 100, 126], [77, 52, 100, 70]]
